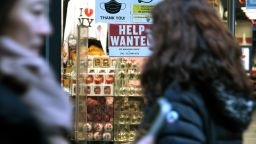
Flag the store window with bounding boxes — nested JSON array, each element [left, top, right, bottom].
[[61, 0, 152, 143], [60, 0, 243, 143]]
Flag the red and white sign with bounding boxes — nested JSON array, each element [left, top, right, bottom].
[[109, 24, 152, 57]]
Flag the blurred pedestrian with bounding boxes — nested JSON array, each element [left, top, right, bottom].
[[0, 0, 72, 144], [137, 0, 255, 144]]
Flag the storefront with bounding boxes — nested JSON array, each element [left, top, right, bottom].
[[43, 0, 256, 143], [60, 0, 156, 143]]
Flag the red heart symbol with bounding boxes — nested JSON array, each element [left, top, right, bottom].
[[84, 8, 93, 17]]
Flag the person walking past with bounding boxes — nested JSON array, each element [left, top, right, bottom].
[[137, 0, 256, 144]]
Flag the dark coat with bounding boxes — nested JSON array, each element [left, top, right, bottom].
[[142, 83, 255, 144], [0, 80, 48, 144]]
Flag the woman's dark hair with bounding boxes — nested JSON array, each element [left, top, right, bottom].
[[141, 0, 253, 101], [0, 0, 17, 33]]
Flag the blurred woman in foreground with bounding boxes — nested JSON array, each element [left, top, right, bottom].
[[137, 0, 255, 143], [0, 0, 72, 143]]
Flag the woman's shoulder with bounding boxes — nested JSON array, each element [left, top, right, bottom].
[[0, 82, 31, 119], [202, 81, 255, 131], [0, 79, 34, 123], [149, 85, 208, 143], [163, 84, 206, 110], [0, 83, 48, 144], [0, 83, 48, 143]]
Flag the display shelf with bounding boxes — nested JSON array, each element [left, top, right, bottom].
[[87, 95, 144, 98], [113, 123, 140, 125], [70, 95, 143, 97], [76, 140, 115, 144], [84, 140, 114, 142], [61, 26, 145, 143], [114, 95, 143, 97]]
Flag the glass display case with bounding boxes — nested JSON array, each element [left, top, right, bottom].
[[62, 25, 146, 143]]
